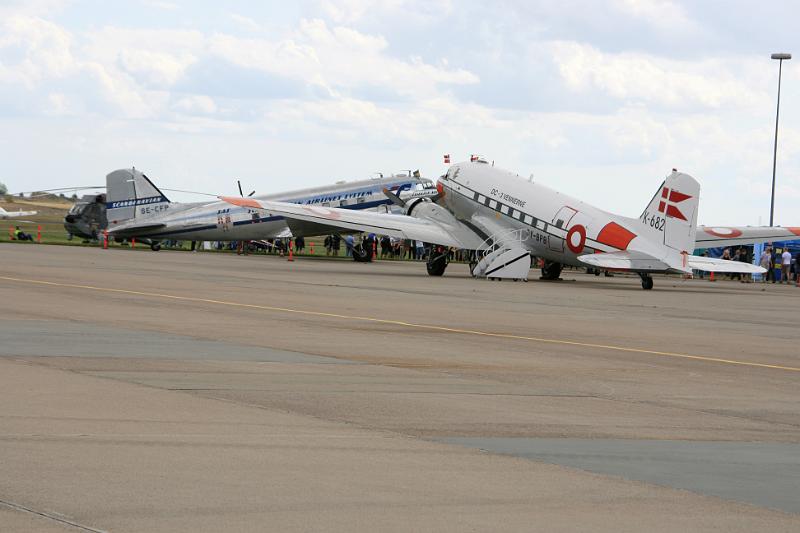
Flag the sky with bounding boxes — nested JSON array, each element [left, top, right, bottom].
[[0, 0, 798, 225]]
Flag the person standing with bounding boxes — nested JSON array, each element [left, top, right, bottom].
[[738, 247, 751, 283], [760, 247, 773, 283], [795, 251, 800, 282], [731, 249, 741, 281], [781, 248, 792, 284]]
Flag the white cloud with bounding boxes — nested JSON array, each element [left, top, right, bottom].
[[209, 18, 478, 99], [173, 94, 217, 115], [229, 13, 262, 32], [140, 0, 178, 10], [613, 0, 697, 32], [316, 0, 454, 24], [548, 41, 767, 109]]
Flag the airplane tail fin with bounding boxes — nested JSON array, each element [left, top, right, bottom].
[[638, 170, 700, 254], [106, 168, 170, 225]]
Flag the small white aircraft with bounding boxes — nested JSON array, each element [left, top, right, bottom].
[[0, 206, 38, 220], [221, 159, 799, 290]]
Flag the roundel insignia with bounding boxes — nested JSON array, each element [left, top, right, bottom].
[[566, 224, 586, 254], [703, 227, 743, 238]]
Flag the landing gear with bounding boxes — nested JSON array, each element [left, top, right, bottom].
[[352, 243, 372, 262], [426, 245, 449, 276], [639, 273, 654, 290], [150, 242, 161, 252], [540, 260, 562, 281]]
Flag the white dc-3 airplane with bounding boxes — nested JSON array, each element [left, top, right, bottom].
[[220, 158, 800, 290], [105, 168, 432, 250], [0, 206, 38, 220]]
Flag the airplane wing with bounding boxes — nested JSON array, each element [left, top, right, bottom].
[[696, 226, 800, 248], [577, 251, 672, 272], [107, 222, 167, 236], [219, 197, 484, 249]]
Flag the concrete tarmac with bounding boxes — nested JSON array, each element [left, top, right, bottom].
[[1, 244, 799, 531]]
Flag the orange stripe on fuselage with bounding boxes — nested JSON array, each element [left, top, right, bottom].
[[596, 222, 637, 250]]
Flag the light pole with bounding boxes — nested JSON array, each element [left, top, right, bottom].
[[770, 52, 791, 227]]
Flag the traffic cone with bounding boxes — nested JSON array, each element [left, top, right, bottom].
[[310, 241, 314, 255], [288, 239, 294, 261], [709, 271, 715, 282], [103, 230, 108, 249], [37, 225, 41, 243]]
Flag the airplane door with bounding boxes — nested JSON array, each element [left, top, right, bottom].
[[549, 206, 578, 252]]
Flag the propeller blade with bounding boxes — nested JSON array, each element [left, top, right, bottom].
[[248, 190, 256, 197], [237, 180, 243, 197], [382, 188, 405, 207]]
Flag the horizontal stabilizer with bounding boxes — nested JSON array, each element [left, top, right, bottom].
[[686, 255, 766, 273], [578, 250, 670, 272]]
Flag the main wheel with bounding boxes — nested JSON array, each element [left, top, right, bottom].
[[540, 260, 562, 280], [151, 242, 162, 251], [641, 275, 654, 290], [352, 243, 372, 262], [426, 246, 449, 276]]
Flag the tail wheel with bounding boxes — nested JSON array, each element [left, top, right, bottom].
[[426, 245, 449, 276], [540, 260, 562, 280]]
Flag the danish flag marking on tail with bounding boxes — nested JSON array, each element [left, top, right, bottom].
[[657, 187, 691, 221]]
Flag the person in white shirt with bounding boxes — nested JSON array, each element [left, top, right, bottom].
[[781, 249, 792, 283]]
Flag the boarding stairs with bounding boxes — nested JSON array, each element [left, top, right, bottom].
[[471, 228, 532, 281]]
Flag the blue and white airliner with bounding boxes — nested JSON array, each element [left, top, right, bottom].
[[105, 168, 432, 250]]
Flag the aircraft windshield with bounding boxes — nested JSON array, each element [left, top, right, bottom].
[[68, 204, 86, 215]]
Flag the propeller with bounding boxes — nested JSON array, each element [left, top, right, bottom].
[[237, 180, 255, 198]]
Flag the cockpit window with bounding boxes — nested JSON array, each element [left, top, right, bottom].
[[68, 204, 86, 215]]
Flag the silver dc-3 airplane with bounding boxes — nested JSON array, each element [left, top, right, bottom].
[[105, 168, 432, 250], [220, 158, 800, 290]]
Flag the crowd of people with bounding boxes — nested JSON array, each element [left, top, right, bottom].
[[758, 246, 800, 284], [704, 246, 800, 283]]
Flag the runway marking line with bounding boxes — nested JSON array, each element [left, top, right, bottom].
[[2, 275, 799, 374]]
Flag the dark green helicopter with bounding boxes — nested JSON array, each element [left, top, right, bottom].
[[64, 193, 107, 241]]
